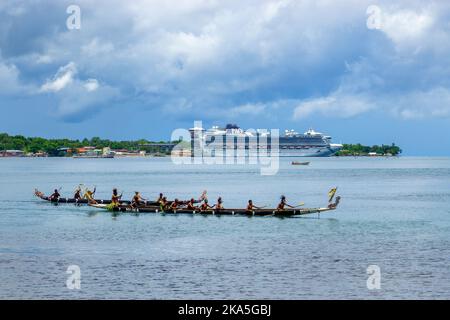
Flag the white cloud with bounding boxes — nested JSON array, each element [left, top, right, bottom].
[[157, 31, 220, 68], [293, 86, 450, 120], [294, 92, 374, 119], [40, 62, 77, 92], [35, 55, 53, 64], [0, 0, 27, 16], [379, 8, 434, 49], [81, 38, 114, 56], [2, 0, 450, 124], [260, 0, 290, 23], [392, 87, 450, 119], [56, 83, 119, 120], [229, 103, 267, 116], [0, 61, 21, 94], [84, 79, 99, 92], [36, 61, 118, 118]]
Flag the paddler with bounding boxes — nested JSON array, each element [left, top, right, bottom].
[[215, 197, 224, 210], [49, 189, 61, 202], [131, 191, 147, 208], [34, 189, 45, 198], [200, 199, 213, 211], [159, 196, 169, 211], [246, 200, 262, 211], [74, 186, 82, 201], [328, 196, 341, 209], [277, 195, 294, 211], [185, 198, 197, 210], [170, 198, 180, 210], [111, 188, 122, 207], [157, 193, 164, 203], [83, 187, 97, 204]]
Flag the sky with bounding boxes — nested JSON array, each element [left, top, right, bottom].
[[1, 0, 450, 155]]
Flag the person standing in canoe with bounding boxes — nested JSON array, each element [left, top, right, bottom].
[[49, 189, 61, 202], [157, 193, 164, 203], [277, 195, 294, 211], [131, 192, 147, 209]]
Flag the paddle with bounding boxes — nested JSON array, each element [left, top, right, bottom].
[[74, 184, 83, 193], [199, 190, 208, 201], [34, 188, 44, 198], [279, 202, 304, 209], [292, 202, 305, 208]]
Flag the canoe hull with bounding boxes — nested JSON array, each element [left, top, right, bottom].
[[89, 204, 335, 216]]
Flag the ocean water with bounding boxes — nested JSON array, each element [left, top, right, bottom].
[[0, 157, 450, 299]]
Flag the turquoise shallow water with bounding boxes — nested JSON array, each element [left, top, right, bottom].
[[0, 157, 450, 299]]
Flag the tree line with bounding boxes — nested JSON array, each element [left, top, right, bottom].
[[336, 143, 402, 156], [0, 133, 170, 156]]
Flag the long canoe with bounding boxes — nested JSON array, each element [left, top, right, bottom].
[[35, 190, 145, 205], [34, 189, 203, 206], [89, 203, 336, 217]]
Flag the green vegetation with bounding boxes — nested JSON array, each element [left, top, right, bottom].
[[0, 133, 174, 157], [336, 143, 402, 156]]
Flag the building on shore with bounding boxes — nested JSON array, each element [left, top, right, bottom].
[[0, 150, 25, 157], [111, 149, 146, 157], [26, 152, 48, 157], [73, 147, 114, 158], [171, 148, 192, 157], [140, 143, 176, 155]]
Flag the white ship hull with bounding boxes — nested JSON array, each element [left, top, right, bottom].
[[190, 125, 343, 158], [279, 146, 342, 157], [199, 145, 342, 158]]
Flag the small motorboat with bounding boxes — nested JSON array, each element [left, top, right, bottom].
[[291, 161, 310, 166]]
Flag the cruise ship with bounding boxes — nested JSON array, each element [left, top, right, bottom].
[[189, 124, 343, 157]]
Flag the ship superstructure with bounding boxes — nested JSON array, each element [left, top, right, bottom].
[[189, 124, 342, 157]]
